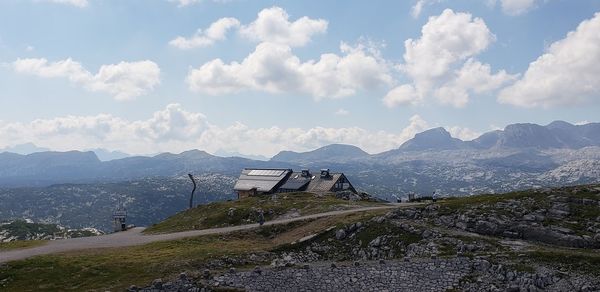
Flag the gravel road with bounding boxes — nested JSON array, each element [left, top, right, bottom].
[[0, 204, 417, 263]]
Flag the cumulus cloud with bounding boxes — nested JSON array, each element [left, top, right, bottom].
[[40, 0, 88, 7], [170, 7, 327, 49], [410, 0, 441, 18], [435, 59, 516, 107], [169, 17, 240, 49], [187, 41, 392, 99], [239, 6, 328, 47], [404, 9, 494, 85], [384, 9, 515, 108], [12, 58, 160, 101], [448, 126, 481, 141], [498, 12, 600, 108], [383, 84, 420, 107], [0, 105, 431, 157], [489, 0, 539, 15]]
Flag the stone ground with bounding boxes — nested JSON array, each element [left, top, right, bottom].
[[213, 258, 470, 292], [133, 256, 600, 292]]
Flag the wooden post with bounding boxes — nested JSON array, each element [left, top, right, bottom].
[[188, 174, 197, 209]]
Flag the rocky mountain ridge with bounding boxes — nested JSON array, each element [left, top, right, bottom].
[[0, 219, 103, 242]]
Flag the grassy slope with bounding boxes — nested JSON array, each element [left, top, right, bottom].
[[2, 185, 599, 290], [0, 210, 387, 291], [0, 240, 47, 251], [145, 192, 383, 234]]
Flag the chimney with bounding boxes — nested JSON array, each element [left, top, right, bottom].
[[320, 168, 330, 178], [301, 169, 311, 177]]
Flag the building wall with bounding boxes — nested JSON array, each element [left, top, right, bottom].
[[237, 189, 257, 199], [331, 175, 357, 193]]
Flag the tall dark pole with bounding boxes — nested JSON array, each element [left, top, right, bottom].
[[188, 173, 196, 209]]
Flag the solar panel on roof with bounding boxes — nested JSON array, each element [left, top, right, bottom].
[[248, 169, 285, 176]]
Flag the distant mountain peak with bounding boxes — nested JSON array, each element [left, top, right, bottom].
[[271, 143, 368, 163], [546, 120, 575, 129], [398, 127, 466, 151], [0, 143, 50, 155], [154, 149, 213, 160], [416, 127, 451, 138]]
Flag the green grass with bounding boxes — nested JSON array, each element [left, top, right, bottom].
[[441, 184, 600, 212], [440, 190, 546, 211], [145, 192, 383, 234], [0, 240, 47, 251], [0, 221, 314, 291], [0, 211, 386, 292], [527, 249, 600, 275], [510, 262, 536, 273]]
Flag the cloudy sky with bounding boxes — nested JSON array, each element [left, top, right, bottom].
[[0, 0, 599, 157]]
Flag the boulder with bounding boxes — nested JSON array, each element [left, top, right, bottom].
[[475, 220, 500, 235], [369, 236, 382, 247], [335, 229, 347, 240], [151, 278, 163, 289]]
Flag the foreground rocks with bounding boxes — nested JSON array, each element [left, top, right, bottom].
[[214, 258, 470, 291], [393, 185, 600, 249], [133, 256, 600, 292], [132, 185, 600, 291]]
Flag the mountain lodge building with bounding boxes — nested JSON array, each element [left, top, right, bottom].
[[233, 168, 356, 199]]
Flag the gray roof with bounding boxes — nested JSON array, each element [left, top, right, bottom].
[[279, 172, 311, 190], [233, 168, 292, 192], [306, 173, 343, 193]]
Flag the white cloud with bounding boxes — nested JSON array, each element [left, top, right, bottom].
[[383, 84, 420, 107], [169, 7, 326, 49], [410, 0, 441, 18], [239, 6, 328, 47], [0, 105, 433, 157], [169, 17, 240, 49], [168, 0, 201, 7], [498, 12, 600, 108], [489, 0, 538, 15], [187, 41, 392, 99], [26, 45, 35, 52], [435, 59, 515, 107], [448, 126, 481, 141], [40, 0, 88, 7], [334, 109, 350, 116], [384, 9, 514, 108], [12, 58, 160, 101], [403, 9, 495, 86]]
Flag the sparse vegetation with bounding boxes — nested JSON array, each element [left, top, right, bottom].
[[0, 211, 384, 291], [144, 192, 384, 234], [527, 249, 600, 275], [2, 184, 600, 291], [0, 240, 47, 251]]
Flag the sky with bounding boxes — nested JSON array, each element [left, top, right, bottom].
[[0, 0, 599, 157]]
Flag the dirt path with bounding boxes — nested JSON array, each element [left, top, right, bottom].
[[0, 203, 419, 263]]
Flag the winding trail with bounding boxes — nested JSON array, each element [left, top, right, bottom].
[[0, 203, 420, 263]]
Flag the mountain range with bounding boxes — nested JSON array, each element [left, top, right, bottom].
[[0, 121, 599, 188], [1, 121, 599, 230]]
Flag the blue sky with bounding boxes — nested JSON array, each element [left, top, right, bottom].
[[0, 0, 599, 156]]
